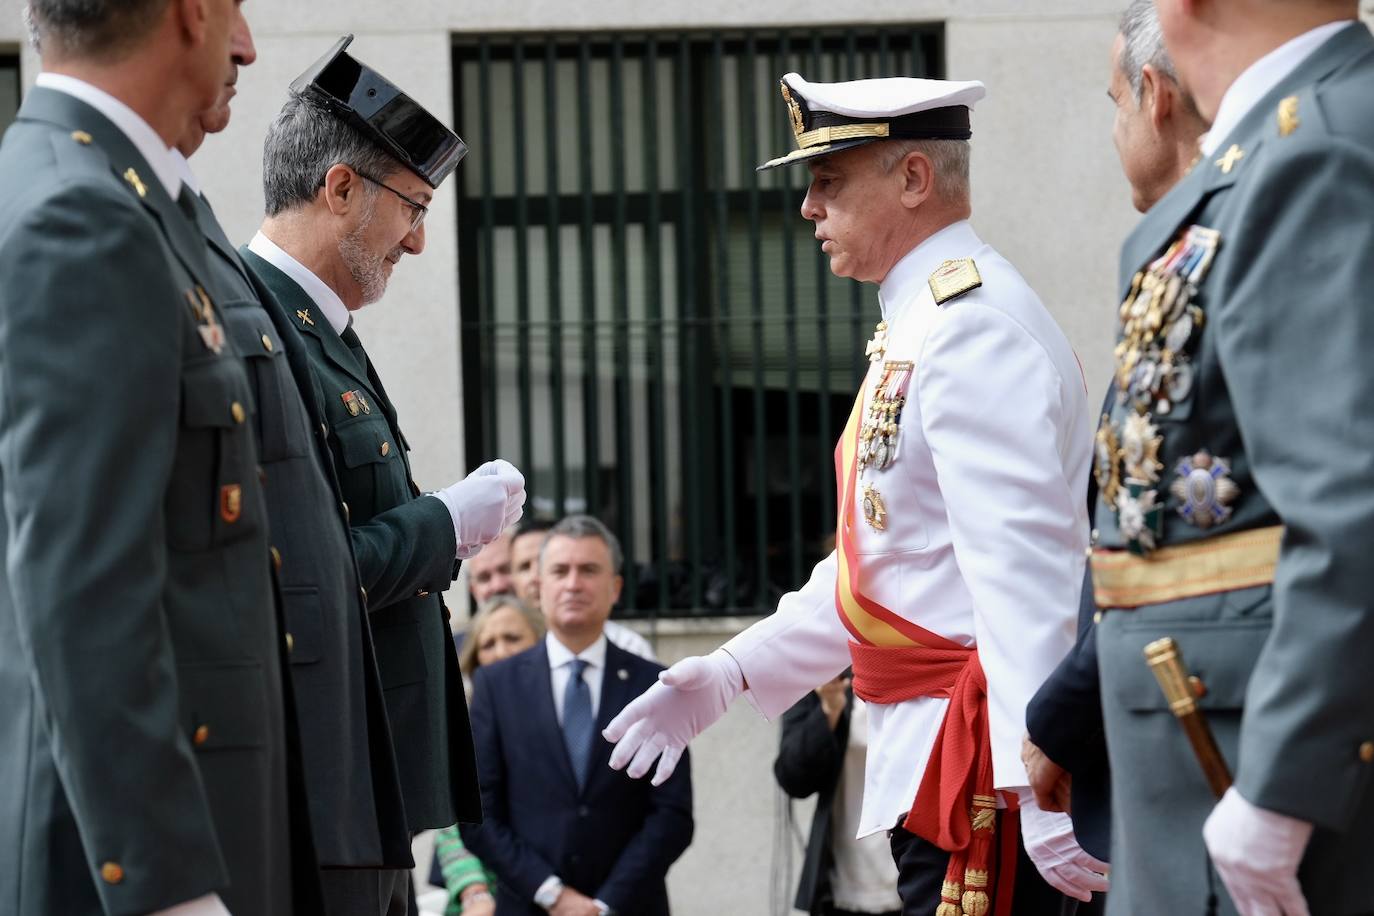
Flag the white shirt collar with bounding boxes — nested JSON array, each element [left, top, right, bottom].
[[35, 72, 182, 200], [546, 631, 608, 671], [877, 219, 983, 320], [1199, 20, 1356, 156], [171, 150, 202, 197], [247, 231, 352, 336]]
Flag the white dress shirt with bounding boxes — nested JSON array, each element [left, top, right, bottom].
[[35, 72, 182, 200], [547, 631, 607, 724], [724, 220, 1091, 837], [172, 149, 202, 196], [247, 231, 352, 335], [1200, 20, 1356, 156]]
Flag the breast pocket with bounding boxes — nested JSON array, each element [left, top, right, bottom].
[[331, 412, 407, 511], [222, 308, 310, 463], [166, 357, 263, 551]]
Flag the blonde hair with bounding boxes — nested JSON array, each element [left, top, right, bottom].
[[459, 594, 545, 677]]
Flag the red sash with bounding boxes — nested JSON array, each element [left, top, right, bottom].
[[835, 388, 1017, 916]]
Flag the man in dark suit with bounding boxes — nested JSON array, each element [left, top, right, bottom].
[[240, 34, 526, 871], [465, 516, 694, 915], [0, 2, 318, 914], [171, 31, 504, 915]]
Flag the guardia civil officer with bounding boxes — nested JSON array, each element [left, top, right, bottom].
[[1083, 1, 1374, 914], [171, 30, 523, 916], [604, 75, 1105, 914], [1021, 0, 1208, 870], [0, 2, 318, 914], [239, 37, 525, 900]]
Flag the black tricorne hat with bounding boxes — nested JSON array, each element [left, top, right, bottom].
[[291, 35, 467, 189]]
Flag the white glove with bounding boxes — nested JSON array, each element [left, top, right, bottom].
[[603, 648, 744, 786], [150, 893, 232, 916], [430, 459, 526, 559], [1019, 794, 1110, 902], [1203, 786, 1313, 916]]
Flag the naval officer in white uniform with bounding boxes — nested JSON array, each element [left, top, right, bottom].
[[604, 74, 1108, 915]]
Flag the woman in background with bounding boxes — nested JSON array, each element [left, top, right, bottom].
[[775, 671, 902, 916], [434, 596, 546, 916]]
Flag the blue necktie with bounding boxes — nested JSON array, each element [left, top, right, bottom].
[[562, 658, 594, 790]]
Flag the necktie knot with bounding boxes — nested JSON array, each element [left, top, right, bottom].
[[569, 658, 589, 680]]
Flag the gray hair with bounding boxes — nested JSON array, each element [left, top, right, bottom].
[[540, 515, 624, 575], [25, 0, 168, 59], [262, 92, 407, 216], [880, 138, 971, 205], [1119, 0, 1179, 100]]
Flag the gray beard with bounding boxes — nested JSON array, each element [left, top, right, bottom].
[[337, 199, 389, 306]]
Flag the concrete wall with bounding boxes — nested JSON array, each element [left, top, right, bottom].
[[3, 3, 1373, 914]]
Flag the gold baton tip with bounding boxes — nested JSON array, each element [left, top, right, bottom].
[[1144, 637, 1197, 716]]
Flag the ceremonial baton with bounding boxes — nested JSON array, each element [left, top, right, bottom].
[[1144, 637, 1233, 799]]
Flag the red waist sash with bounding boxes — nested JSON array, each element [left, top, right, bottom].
[[836, 384, 1017, 916]]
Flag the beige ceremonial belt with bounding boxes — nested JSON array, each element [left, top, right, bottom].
[[1091, 525, 1283, 609]]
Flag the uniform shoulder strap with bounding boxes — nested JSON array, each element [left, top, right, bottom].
[[928, 257, 981, 305]]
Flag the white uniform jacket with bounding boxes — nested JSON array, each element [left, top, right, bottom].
[[723, 220, 1092, 837]]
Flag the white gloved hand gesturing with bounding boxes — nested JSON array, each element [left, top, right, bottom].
[[1019, 794, 1110, 902], [430, 459, 526, 559], [1203, 786, 1313, 916], [603, 648, 744, 786]]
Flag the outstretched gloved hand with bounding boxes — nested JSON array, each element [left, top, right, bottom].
[[1019, 794, 1110, 902], [603, 649, 745, 786], [431, 459, 526, 559]]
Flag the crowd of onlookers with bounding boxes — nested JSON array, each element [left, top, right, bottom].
[[421, 516, 687, 916]]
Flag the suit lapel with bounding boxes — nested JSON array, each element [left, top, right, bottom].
[[193, 192, 256, 291], [522, 645, 580, 796], [1119, 23, 1374, 294], [20, 89, 212, 288], [588, 642, 636, 792], [240, 245, 379, 397]]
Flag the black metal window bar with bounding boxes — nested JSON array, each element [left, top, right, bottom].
[[454, 26, 943, 618], [0, 54, 21, 134]]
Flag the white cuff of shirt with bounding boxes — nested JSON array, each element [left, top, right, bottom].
[[534, 875, 563, 909]]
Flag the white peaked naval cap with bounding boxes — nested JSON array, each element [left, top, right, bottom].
[[759, 71, 987, 171]]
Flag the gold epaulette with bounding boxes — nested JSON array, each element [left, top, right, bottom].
[[929, 258, 982, 305]]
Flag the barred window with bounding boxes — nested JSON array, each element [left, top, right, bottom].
[[454, 27, 943, 617], [0, 54, 20, 133]]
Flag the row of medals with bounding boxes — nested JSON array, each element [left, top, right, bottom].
[[1097, 225, 1239, 554], [857, 321, 913, 532]]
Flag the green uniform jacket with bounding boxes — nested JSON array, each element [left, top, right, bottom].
[[241, 247, 482, 831], [188, 191, 413, 869], [0, 89, 316, 915], [1094, 23, 1374, 915]]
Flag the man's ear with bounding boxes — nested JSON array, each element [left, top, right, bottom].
[[898, 149, 936, 209], [322, 164, 360, 217], [610, 575, 624, 606], [1141, 64, 1174, 130], [174, 0, 210, 46]]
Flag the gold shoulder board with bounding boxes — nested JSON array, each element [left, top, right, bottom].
[[929, 258, 982, 305]]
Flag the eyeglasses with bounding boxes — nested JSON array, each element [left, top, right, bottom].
[[352, 169, 429, 231]]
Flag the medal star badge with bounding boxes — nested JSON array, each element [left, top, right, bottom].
[[186, 286, 225, 355], [1120, 413, 1164, 484], [220, 484, 243, 524], [1169, 450, 1240, 529], [861, 484, 888, 532], [341, 391, 361, 417], [865, 321, 889, 363], [1116, 481, 1163, 555], [1093, 416, 1122, 507]]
